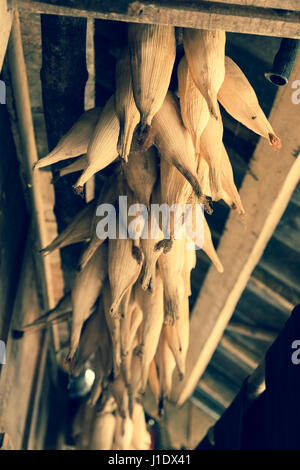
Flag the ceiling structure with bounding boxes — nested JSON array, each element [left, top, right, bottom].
[[1, 1, 300, 449]]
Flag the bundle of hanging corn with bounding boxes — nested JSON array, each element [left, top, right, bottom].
[[30, 23, 280, 449]]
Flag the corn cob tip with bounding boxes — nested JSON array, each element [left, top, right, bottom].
[[72, 184, 84, 197], [154, 238, 173, 254], [178, 371, 184, 381], [203, 198, 213, 215], [137, 124, 154, 151], [268, 133, 281, 150], [134, 344, 143, 357], [132, 245, 143, 265]]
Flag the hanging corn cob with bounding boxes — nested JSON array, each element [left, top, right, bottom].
[[115, 48, 140, 161], [183, 28, 226, 120], [128, 24, 176, 140], [68, 242, 108, 363], [34, 107, 101, 169], [74, 95, 120, 190], [152, 91, 204, 202], [40, 199, 95, 255], [135, 270, 164, 393], [122, 147, 158, 209], [177, 55, 210, 155], [218, 56, 281, 149]]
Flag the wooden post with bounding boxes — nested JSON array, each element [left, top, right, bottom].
[[15, 0, 300, 39], [171, 52, 300, 407], [0, 0, 12, 72]]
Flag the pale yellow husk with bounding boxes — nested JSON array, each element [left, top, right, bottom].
[[128, 24, 176, 131], [40, 199, 95, 255], [34, 107, 101, 169], [115, 48, 140, 161], [69, 242, 108, 361], [183, 28, 226, 120], [74, 95, 119, 189], [135, 270, 164, 393], [122, 147, 158, 209], [152, 91, 203, 200], [218, 56, 281, 149], [177, 55, 210, 154]]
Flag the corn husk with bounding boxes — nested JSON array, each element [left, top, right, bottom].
[[40, 199, 95, 255], [152, 91, 203, 201], [182, 240, 196, 297], [109, 373, 130, 419], [185, 204, 223, 272], [34, 107, 101, 169], [74, 95, 119, 190], [155, 329, 176, 406], [115, 49, 140, 161], [159, 158, 194, 247], [135, 270, 164, 393], [89, 410, 116, 450], [218, 56, 281, 149], [177, 55, 210, 154], [122, 147, 158, 209], [108, 234, 143, 319], [103, 280, 121, 374], [148, 359, 160, 406], [128, 24, 176, 136], [131, 403, 151, 450], [197, 153, 244, 216], [128, 346, 143, 410], [220, 145, 245, 216], [68, 242, 108, 362], [73, 299, 111, 380], [87, 342, 113, 407], [183, 28, 226, 120], [113, 414, 134, 450], [75, 400, 96, 449], [140, 214, 164, 292], [120, 290, 136, 387], [164, 280, 189, 379], [58, 154, 87, 179], [158, 237, 186, 324], [199, 104, 224, 200], [16, 291, 71, 333], [79, 174, 118, 270]]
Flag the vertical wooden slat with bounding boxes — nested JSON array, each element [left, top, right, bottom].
[[0, 0, 12, 72], [6, 10, 58, 449]]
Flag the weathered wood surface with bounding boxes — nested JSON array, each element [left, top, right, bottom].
[[171, 53, 300, 407], [206, 0, 300, 10], [0, 104, 29, 344], [16, 0, 300, 39], [0, 0, 12, 72], [0, 241, 47, 449]]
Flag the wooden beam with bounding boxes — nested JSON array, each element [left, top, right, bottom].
[[0, 0, 12, 72], [16, 0, 300, 39], [205, 0, 300, 11], [227, 321, 278, 342], [171, 53, 300, 407]]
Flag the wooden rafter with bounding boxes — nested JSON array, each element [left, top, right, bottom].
[[15, 0, 300, 39], [171, 52, 300, 407]]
